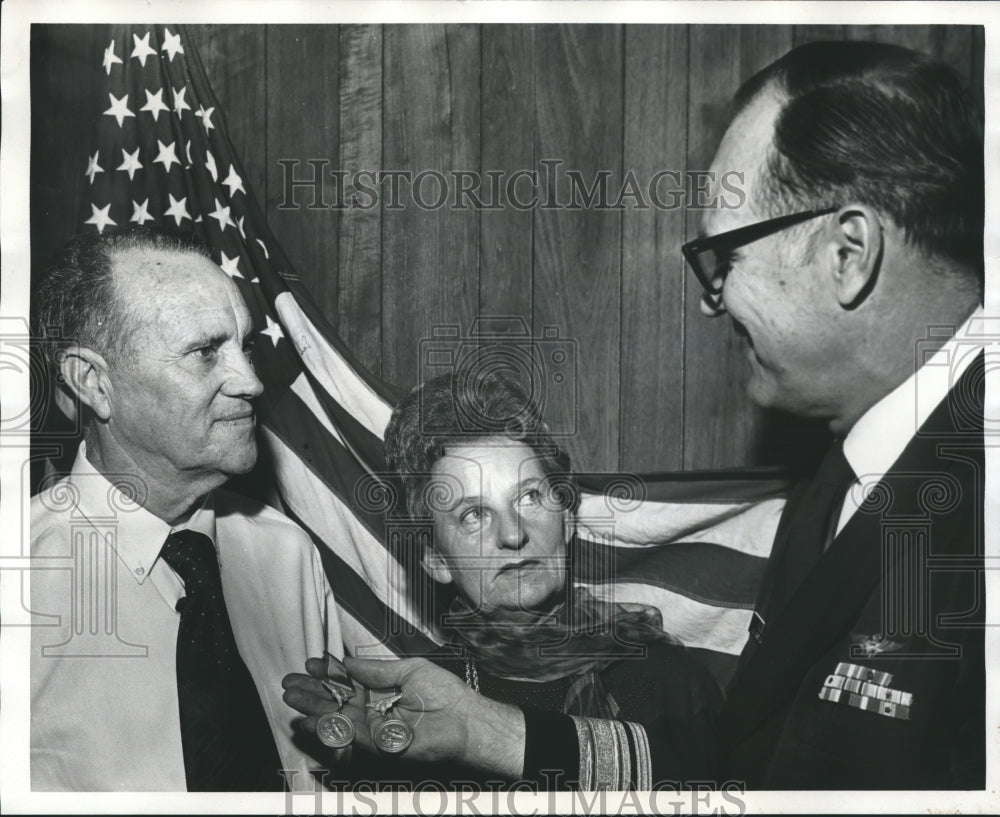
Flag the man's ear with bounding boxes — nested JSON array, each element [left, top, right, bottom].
[[58, 346, 114, 421], [827, 204, 884, 308], [420, 549, 454, 585]]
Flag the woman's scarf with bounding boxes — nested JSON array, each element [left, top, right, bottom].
[[445, 587, 679, 719]]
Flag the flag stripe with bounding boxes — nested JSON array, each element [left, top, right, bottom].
[[279, 499, 440, 657], [274, 291, 394, 439], [74, 25, 786, 690], [263, 385, 389, 538], [574, 539, 766, 608], [580, 581, 755, 656], [260, 425, 435, 641]]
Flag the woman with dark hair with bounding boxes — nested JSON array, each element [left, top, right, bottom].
[[283, 371, 721, 788]]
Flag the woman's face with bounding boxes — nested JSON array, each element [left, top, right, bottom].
[[423, 438, 570, 622]]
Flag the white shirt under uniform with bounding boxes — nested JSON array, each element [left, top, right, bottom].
[[30, 443, 344, 791], [838, 305, 984, 533]]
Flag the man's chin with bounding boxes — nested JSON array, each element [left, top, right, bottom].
[[218, 443, 259, 477], [745, 370, 779, 409]]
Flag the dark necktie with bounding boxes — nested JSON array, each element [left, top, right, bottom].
[[159, 529, 284, 791], [748, 439, 856, 647]]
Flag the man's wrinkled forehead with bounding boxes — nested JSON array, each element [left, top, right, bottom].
[[110, 247, 251, 339], [113, 246, 239, 301]]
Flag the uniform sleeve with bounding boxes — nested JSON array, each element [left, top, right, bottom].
[[520, 708, 580, 789], [523, 648, 721, 790], [563, 709, 717, 790]]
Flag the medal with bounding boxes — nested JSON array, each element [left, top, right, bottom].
[[321, 678, 355, 706], [314, 651, 357, 748], [316, 710, 356, 749], [366, 687, 413, 754], [366, 688, 403, 716], [373, 717, 414, 754]]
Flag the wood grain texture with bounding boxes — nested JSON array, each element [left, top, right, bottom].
[[479, 24, 535, 323], [533, 25, 623, 472], [683, 25, 793, 470], [843, 25, 978, 85], [792, 25, 845, 46], [29, 23, 985, 476], [337, 24, 384, 375], [266, 25, 341, 305], [381, 25, 481, 390], [620, 25, 688, 472], [969, 26, 985, 110], [186, 26, 267, 205]]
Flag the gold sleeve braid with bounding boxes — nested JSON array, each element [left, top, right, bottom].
[[570, 716, 652, 790]]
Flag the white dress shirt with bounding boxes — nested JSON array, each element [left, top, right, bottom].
[[30, 443, 344, 791], [838, 306, 984, 533]]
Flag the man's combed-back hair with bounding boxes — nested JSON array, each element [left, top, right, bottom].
[[736, 41, 983, 281], [32, 226, 209, 370], [384, 370, 577, 519]]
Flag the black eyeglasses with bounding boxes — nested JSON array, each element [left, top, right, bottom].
[[682, 206, 839, 296]]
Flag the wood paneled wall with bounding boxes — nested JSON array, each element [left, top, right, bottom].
[[29, 24, 984, 474]]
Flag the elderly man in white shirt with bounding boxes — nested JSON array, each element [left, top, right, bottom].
[[30, 226, 343, 791]]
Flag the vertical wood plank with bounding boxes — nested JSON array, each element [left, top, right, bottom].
[[381, 25, 481, 390], [266, 25, 341, 314], [620, 25, 688, 472], [186, 25, 267, 206], [969, 26, 985, 110], [338, 24, 384, 375], [534, 25, 623, 473], [843, 24, 973, 77], [480, 25, 535, 323], [792, 25, 845, 46], [684, 25, 794, 470]]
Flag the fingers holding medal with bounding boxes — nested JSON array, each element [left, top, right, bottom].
[[283, 655, 416, 756]]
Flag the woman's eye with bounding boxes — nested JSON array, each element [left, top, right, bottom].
[[518, 489, 542, 506], [459, 508, 482, 525]]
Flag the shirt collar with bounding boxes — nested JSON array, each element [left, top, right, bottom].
[[70, 443, 217, 585], [843, 306, 984, 483]]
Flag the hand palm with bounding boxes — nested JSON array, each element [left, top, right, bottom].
[[359, 658, 474, 763]]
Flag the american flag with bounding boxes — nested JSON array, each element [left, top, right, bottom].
[[76, 24, 786, 685]]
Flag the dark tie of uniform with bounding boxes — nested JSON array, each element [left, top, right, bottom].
[[748, 439, 856, 648], [159, 529, 284, 791]]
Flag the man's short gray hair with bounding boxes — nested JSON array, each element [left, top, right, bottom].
[[32, 226, 209, 371]]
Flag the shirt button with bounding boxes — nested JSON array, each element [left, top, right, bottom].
[[136, 566, 145, 576]]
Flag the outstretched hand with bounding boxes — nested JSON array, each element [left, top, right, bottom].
[[283, 655, 526, 778], [282, 657, 368, 750]]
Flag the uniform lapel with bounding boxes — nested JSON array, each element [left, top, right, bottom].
[[721, 353, 983, 747]]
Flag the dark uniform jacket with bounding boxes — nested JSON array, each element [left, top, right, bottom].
[[720, 352, 985, 789], [522, 353, 984, 790]]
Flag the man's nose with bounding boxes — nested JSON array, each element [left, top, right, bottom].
[[495, 509, 528, 551], [222, 348, 264, 399]]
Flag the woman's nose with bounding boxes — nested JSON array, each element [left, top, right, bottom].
[[495, 510, 528, 551]]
